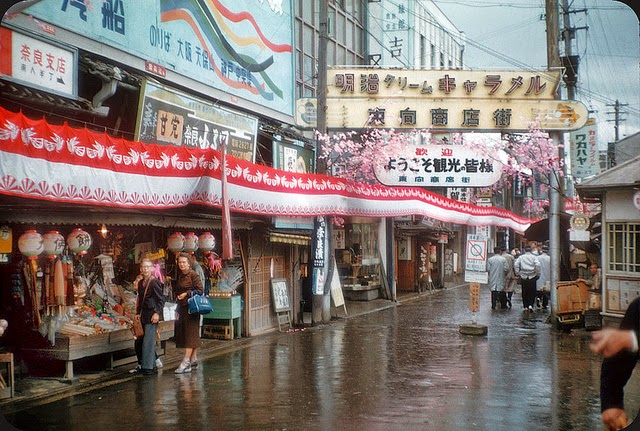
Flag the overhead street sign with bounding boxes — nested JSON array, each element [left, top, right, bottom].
[[328, 69, 562, 100], [326, 98, 589, 132]]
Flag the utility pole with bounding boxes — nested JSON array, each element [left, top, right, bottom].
[[606, 99, 627, 168], [546, 0, 561, 322], [313, 0, 331, 324]]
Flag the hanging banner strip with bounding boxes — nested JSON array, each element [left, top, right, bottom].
[[0, 107, 534, 233]]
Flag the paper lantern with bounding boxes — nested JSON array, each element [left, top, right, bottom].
[[18, 230, 43, 260], [67, 228, 92, 255], [167, 232, 185, 253], [198, 232, 215, 253], [43, 230, 65, 259], [183, 231, 199, 253]]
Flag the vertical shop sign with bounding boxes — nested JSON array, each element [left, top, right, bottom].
[[312, 216, 326, 268], [570, 118, 600, 179]]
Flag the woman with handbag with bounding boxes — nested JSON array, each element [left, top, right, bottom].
[[174, 252, 204, 374], [132, 258, 164, 375]]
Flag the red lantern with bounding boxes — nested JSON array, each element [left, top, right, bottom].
[[67, 228, 92, 256], [167, 232, 185, 254], [183, 231, 199, 254], [199, 232, 215, 254], [18, 230, 43, 260], [43, 230, 65, 259]]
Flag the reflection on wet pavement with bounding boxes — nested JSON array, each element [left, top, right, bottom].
[[5, 285, 639, 431]]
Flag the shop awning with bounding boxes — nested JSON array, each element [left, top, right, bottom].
[[268, 232, 312, 245], [0, 107, 535, 234]]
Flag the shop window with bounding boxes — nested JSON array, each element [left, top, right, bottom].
[[336, 222, 380, 288], [608, 223, 640, 273]]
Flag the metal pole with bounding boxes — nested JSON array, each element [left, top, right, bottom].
[[312, 0, 329, 324], [546, 0, 561, 321]]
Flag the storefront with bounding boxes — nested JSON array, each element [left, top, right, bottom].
[[576, 155, 640, 321]]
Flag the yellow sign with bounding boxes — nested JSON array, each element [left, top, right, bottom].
[[326, 98, 588, 132], [0, 226, 12, 254], [328, 69, 562, 100]]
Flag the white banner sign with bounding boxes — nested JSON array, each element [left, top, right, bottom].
[[374, 145, 503, 187], [0, 27, 77, 98]]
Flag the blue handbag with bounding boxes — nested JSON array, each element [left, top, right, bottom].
[[187, 292, 213, 315]]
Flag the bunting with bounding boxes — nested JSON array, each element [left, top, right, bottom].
[[0, 107, 534, 233]]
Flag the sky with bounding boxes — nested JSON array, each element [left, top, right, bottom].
[[434, 0, 640, 148]]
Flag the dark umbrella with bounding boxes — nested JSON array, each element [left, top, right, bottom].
[[524, 212, 572, 242]]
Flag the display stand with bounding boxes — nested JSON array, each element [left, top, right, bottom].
[[0, 353, 14, 399], [202, 295, 242, 339], [270, 278, 292, 332], [20, 321, 174, 383], [276, 311, 292, 332]]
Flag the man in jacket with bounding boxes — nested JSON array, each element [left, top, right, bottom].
[[487, 246, 509, 309], [590, 296, 640, 430], [514, 246, 541, 312]]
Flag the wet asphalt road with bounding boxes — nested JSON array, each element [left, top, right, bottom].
[[4, 285, 640, 431]]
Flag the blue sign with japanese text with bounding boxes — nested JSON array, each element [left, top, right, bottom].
[[22, 0, 294, 116]]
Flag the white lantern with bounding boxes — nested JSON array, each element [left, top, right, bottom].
[[167, 232, 185, 254], [43, 230, 65, 259], [18, 230, 43, 260], [67, 228, 92, 256], [199, 232, 215, 254], [183, 231, 199, 254]]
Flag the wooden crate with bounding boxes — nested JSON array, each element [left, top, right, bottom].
[[202, 324, 231, 340], [557, 281, 589, 314]]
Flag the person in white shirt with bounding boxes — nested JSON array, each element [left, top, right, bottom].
[[514, 246, 541, 312]]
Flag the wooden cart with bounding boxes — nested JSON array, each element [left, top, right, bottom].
[[556, 281, 590, 329]]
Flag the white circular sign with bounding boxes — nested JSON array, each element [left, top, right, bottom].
[[633, 190, 640, 211]]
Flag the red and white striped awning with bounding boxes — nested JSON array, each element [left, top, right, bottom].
[[0, 107, 534, 233]]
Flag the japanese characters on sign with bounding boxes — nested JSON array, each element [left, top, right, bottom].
[[19, 0, 294, 116], [570, 118, 600, 179], [0, 27, 77, 98], [374, 145, 503, 187], [135, 80, 258, 161], [312, 216, 327, 268], [328, 69, 561, 100], [326, 98, 589, 132], [447, 187, 473, 203]]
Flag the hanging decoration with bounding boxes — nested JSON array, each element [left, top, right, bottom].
[[18, 230, 43, 260], [167, 232, 185, 254], [67, 228, 92, 256], [183, 231, 199, 254], [43, 230, 65, 259], [199, 232, 216, 254], [0, 106, 535, 233]]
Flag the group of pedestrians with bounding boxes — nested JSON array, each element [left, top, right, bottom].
[[486, 243, 551, 312]]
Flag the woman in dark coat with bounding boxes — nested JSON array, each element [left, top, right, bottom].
[[174, 252, 204, 373]]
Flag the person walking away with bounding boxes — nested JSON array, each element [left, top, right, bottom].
[[174, 252, 205, 374], [487, 247, 509, 309], [536, 245, 551, 309], [131, 258, 164, 375], [590, 295, 640, 430], [501, 247, 517, 309], [514, 246, 541, 312], [577, 263, 602, 292]]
